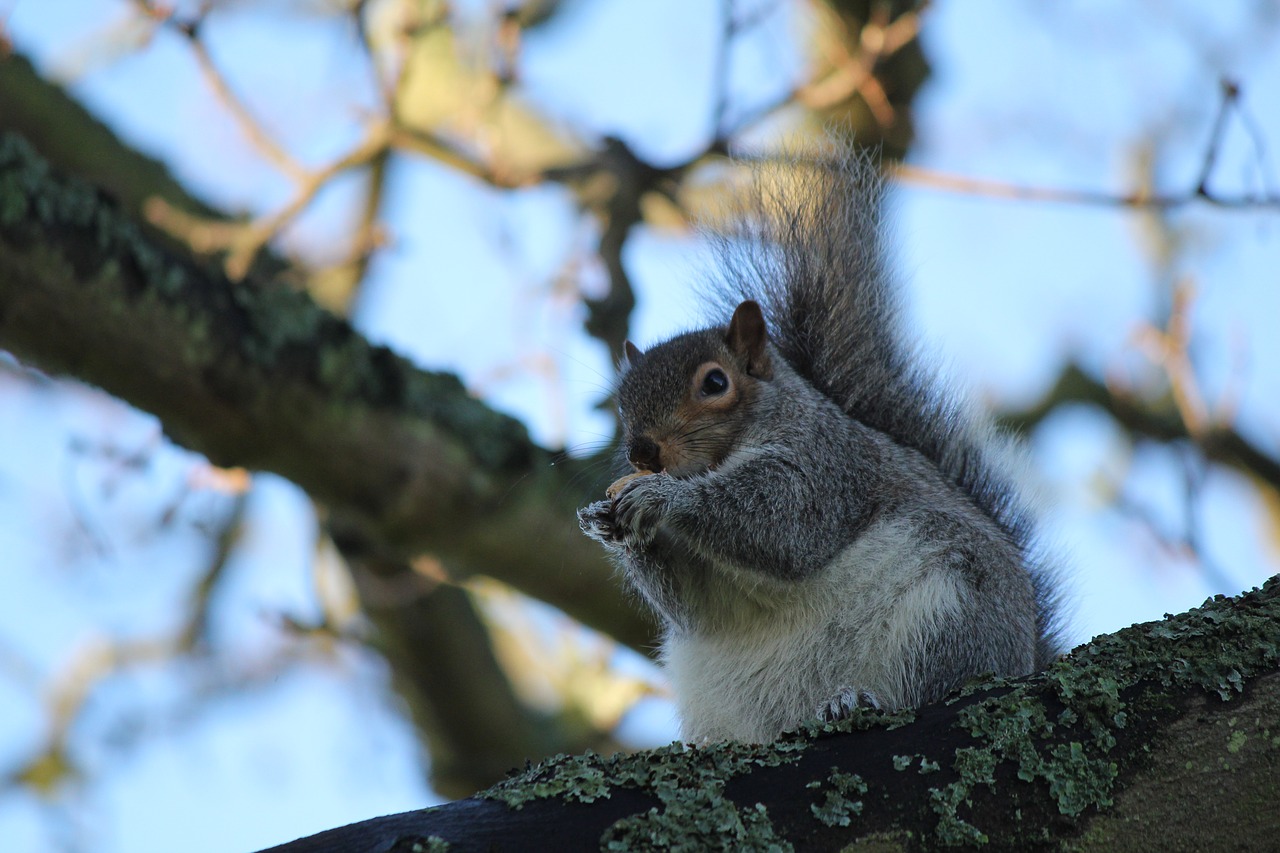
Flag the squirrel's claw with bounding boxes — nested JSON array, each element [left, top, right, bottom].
[[612, 474, 671, 547], [577, 500, 619, 544], [578, 473, 670, 549], [815, 687, 881, 723]]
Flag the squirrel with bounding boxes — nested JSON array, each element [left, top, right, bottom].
[[577, 151, 1063, 744]]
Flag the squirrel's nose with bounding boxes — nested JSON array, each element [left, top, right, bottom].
[[628, 437, 662, 472]]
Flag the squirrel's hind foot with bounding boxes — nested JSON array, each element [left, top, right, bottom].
[[816, 687, 881, 723]]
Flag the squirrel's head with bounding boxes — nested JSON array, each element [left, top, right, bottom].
[[615, 300, 773, 478]]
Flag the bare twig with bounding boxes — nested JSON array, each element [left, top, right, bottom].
[[182, 29, 307, 182], [725, 4, 920, 142], [1232, 87, 1279, 195], [141, 198, 244, 253], [146, 123, 392, 279], [178, 490, 250, 651], [1132, 279, 1211, 439], [222, 122, 391, 279], [797, 5, 919, 126], [1176, 449, 1237, 591], [131, 0, 306, 181], [895, 81, 1280, 210], [388, 123, 519, 187], [892, 162, 1280, 209], [327, 146, 391, 312], [1194, 79, 1238, 196], [711, 0, 736, 139]]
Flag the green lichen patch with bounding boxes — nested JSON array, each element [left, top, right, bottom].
[[923, 576, 1280, 846], [477, 705, 953, 849], [952, 691, 1118, 819], [890, 754, 939, 774], [808, 768, 868, 827], [792, 706, 917, 740], [483, 751, 613, 810], [928, 782, 988, 847], [482, 740, 810, 850], [602, 789, 792, 853], [1, 133, 157, 277], [1071, 580, 1280, 700], [1226, 728, 1247, 755]]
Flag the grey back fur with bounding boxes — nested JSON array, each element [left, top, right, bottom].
[[706, 152, 1064, 667]]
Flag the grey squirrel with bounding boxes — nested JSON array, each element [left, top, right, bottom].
[[577, 151, 1063, 744]]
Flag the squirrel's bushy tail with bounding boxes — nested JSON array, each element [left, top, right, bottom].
[[709, 149, 1064, 665]]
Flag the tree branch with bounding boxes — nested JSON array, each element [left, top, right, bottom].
[[0, 131, 654, 655], [0, 50, 299, 283], [259, 576, 1280, 851]]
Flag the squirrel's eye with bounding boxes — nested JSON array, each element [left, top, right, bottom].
[[701, 368, 730, 396]]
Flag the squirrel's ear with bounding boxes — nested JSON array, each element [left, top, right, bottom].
[[624, 340, 645, 368], [727, 300, 772, 379]]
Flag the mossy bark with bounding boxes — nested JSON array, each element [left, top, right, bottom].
[[0, 130, 651, 649], [259, 577, 1280, 852]]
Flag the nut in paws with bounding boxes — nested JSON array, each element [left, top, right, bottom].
[[612, 473, 674, 545]]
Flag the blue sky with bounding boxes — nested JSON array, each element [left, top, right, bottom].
[[2, 1, 1278, 850]]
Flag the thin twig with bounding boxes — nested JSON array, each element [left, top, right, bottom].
[[146, 122, 392, 278], [895, 80, 1280, 210], [131, 0, 306, 182], [1132, 279, 1210, 439], [891, 162, 1280, 210], [223, 121, 392, 279], [726, 5, 920, 141], [1194, 79, 1238, 196], [142, 198, 244, 253], [388, 123, 523, 187], [797, 6, 919, 127], [711, 0, 736, 139], [183, 30, 307, 182]]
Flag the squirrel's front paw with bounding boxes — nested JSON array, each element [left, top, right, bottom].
[[816, 687, 881, 723], [612, 473, 675, 546], [577, 500, 620, 544]]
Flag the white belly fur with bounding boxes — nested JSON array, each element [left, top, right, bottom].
[[664, 517, 963, 743]]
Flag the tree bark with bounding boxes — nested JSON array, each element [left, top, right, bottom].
[[259, 576, 1280, 852], [0, 130, 654, 654], [0, 53, 295, 281]]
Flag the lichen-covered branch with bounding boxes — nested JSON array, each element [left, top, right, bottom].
[[259, 576, 1280, 852], [0, 131, 653, 653], [0, 52, 295, 282]]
